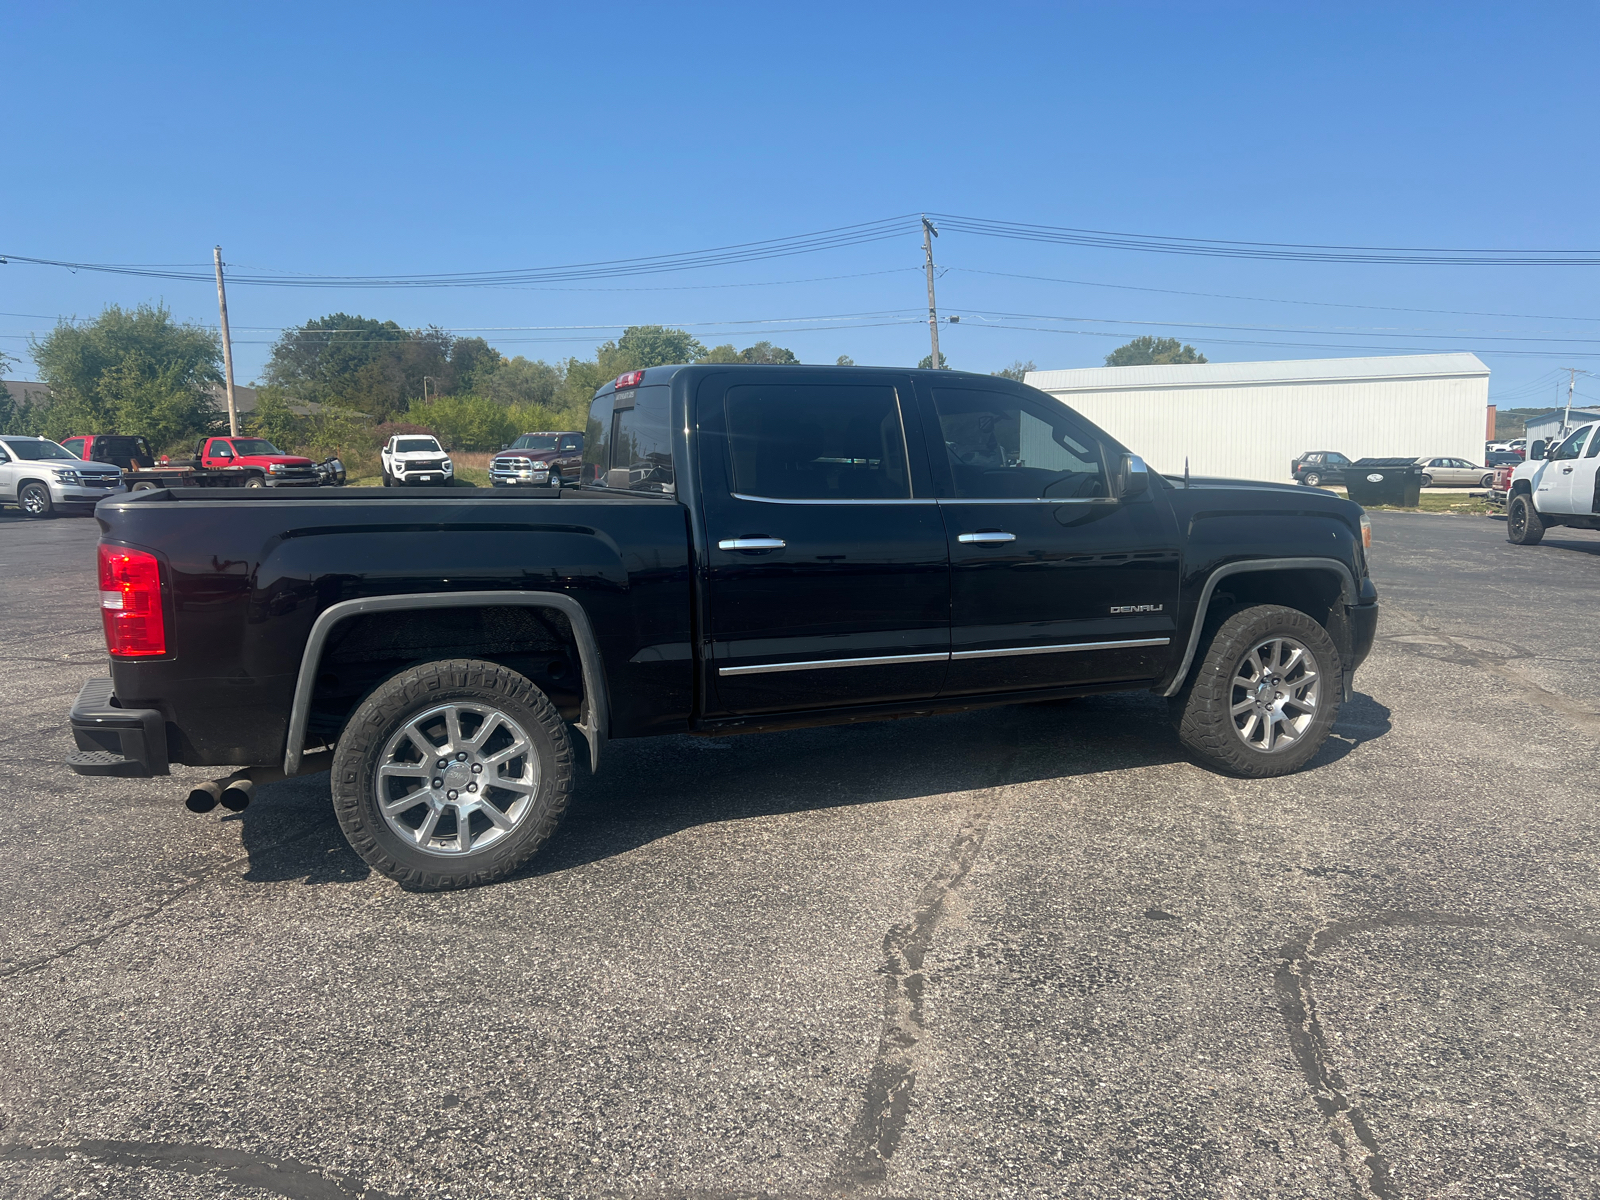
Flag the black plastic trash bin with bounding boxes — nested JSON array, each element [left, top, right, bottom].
[[1344, 457, 1423, 508]]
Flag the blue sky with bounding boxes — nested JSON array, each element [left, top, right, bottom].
[[5, 2, 1600, 411]]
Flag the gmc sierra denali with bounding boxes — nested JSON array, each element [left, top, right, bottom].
[[68, 364, 1378, 889]]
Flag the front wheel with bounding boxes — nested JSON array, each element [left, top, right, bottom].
[[1171, 604, 1341, 778], [243, 475, 266, 489], [1507, 493, 1545, 545], [1302, 472, 1322, 488], [331, 659, 575, 890], [19, 482, 54, 517], [1420, 474, 1433, 488]]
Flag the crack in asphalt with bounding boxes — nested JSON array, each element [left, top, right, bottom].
[[0, 1139, 395, 1199], [1382, 605, 1600, 735], [0, 821, 327, 979], [830, 743, 1019, 1189], [1275, 910, 1600, 1200]]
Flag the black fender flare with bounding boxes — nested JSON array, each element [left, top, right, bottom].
[[1161, 557, 1358, 698], [282, 591, 610, 777]]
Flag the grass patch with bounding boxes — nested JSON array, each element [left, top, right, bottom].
[[1330, 489, 1496, 515]]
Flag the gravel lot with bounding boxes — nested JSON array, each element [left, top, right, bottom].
[[2, 508, 1597, 1200]]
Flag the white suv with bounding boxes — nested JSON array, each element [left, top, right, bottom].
[[381, 435, 453, 487], [1505, 421, 1600, 543], [0, 435, 125, 516]]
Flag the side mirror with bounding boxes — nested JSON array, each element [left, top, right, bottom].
[[500, 443, 509, 451], [1530, 439, 1547, 460], [1114, 452, 1149, 498]]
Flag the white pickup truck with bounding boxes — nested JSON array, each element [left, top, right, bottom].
[[1506, 421, 1600, 544], [380, 435, 454, 488]]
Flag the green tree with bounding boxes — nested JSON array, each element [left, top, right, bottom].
[[992, 359, 1036, 382], [448, 337, 502, 394], [918, 351, 949, 370], [30, 303, 223, 450], [1104, 337, 1206, 367], [408, 393, 519, 451], [835, 354, 855, 367], [702, 340, 800, 365], [480, 356, 565, 408], [263, 314, 455, 422], [603, 324, 707, 370]]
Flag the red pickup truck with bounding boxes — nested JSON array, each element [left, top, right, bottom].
[[64, 434, 333, 489]]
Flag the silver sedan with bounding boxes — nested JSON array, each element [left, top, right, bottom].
[[1417, 456, 1495, 488]]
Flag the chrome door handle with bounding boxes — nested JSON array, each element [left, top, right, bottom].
[[718, 537, 786, 550], [1563, 466, 1574, 474], [958, 531, 1016, 544]]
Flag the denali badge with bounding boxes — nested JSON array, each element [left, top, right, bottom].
[[1110, 604, 1164, 613]]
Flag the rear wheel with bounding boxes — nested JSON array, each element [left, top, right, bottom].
[[1507, 493, 1545, 545], [19, 481, 53, 517], [1480, 473, 1494, 488], [331, 659, 574, 890], [1171, 604, 1341, 778], [130, 481, 161, 492], [1302, 472, 1322, 488]]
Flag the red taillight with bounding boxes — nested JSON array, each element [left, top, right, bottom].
[[614, 370, 645, 390], [98, 544, 166, 656]]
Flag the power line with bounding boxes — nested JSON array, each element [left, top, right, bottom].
[[946, 267, 1600, 324], [928, 213, 1600, 266]]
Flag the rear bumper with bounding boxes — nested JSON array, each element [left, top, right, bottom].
[[67, 678, 169, 777]]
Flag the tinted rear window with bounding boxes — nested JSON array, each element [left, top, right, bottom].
[[584, 386, 673, 493], [725, 383, 909, 501]]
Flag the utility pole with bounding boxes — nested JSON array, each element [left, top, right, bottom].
[[921, 216, 941, 369], [1561, 367, 1582, 437], [212, 246, 239, 437]]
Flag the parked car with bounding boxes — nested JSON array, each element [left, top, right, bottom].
[[1488, 462, 1517, 507], [0, 435, 125, 516], [490, 431, 584, 487], [1416, 456, 1494, 488], [1505, 420, 1600, 543], [1292, 450, 1353, 488], [1484, 449, 1524, 467], [1509, 439, 1527, 454], [68, 364, 1379, 890], [58, 433, 316, 492], [381, 435, 454, 487]]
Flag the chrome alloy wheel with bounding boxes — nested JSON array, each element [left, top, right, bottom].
[[21, 485, 48, 514], [376, 702, 541, 857], [1228, 635, 1320, 754]]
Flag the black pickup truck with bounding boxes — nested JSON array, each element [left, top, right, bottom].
[[70, 365, 1378, 889]]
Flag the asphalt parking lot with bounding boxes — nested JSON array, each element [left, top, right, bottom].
[[2, 509, 1598, 1200]]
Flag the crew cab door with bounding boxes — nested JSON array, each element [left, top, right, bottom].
[[1542, 423, 1600, 514], [914, 381, 1181, 695], [696, 370, 950, 716]]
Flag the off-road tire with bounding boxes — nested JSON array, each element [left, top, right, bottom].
[[1302, 472, 1321, 488], [243, 474, 266, 488], [1170, 604, 1342, 778], [381, 469, 392, 487], [19, 481, 53, 517], [331, 658, 574, 890], [1507, 493, 1545, 545]]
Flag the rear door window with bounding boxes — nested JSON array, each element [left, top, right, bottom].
[[724, 383, 910, 500]]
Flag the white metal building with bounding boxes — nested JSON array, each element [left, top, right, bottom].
[[1025, 353, 1490, 484], [1524, 408, 1600, 449]]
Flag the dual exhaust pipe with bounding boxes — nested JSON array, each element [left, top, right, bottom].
[[182, 750, 331, 814], [185, 777, 254, 813]]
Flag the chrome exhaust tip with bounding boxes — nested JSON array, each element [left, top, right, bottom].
[[218, 778, 254, 812], [185, 781, 223, 813]]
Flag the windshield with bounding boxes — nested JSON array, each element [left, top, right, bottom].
[[396, 438, 442, 453], [229, 439, 285, 456], [1, 437, 79, 461], [511, 435, 559, 452]]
